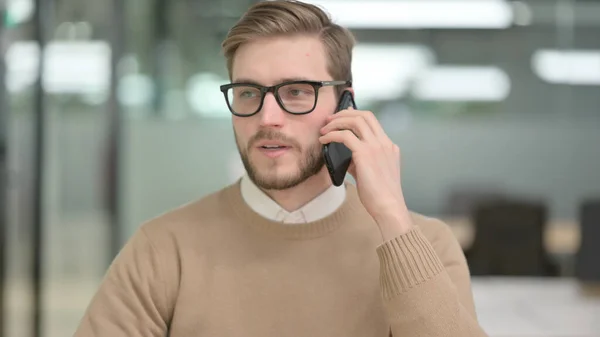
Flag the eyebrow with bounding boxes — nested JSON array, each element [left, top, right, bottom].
[[232, 76, 314, 86]]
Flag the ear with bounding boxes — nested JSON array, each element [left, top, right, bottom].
[[345, 87, 355, 98]]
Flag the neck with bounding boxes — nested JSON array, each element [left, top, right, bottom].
[[262, 168, 333, 212]]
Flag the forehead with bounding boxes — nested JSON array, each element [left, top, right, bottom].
[[231, 35, 330, 85]]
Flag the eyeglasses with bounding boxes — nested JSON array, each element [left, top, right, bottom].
[[219, 80, 351, 117]]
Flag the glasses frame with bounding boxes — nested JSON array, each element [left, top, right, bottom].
[[219, 80, 351, 117]]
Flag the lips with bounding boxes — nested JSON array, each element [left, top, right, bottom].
[[259, 145, 289, 150], [252, 140, 292, 159], [255, 141, 291, 150]]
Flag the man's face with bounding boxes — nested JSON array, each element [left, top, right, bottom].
[[231, 35, 337, 190]]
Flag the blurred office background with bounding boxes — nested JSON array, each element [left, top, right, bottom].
[[1, 0, 600, 336]]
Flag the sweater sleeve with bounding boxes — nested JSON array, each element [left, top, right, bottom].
[[376, 222, 488, 337], [73, 227, 175, 337]]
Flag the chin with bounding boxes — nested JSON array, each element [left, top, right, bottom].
[[250, 165, 305, 190], [240, 145, 325, 191]]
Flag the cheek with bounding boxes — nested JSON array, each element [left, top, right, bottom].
[[295, 118, 327, 149], [307, 106, 332, 130], [233, 119, 253, 144], [316, 93, 337, 114]]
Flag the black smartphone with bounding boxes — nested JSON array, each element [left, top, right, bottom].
[[322, 90, 357, 187]]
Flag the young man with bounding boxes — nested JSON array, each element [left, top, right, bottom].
[[74, 1, 487, 336]]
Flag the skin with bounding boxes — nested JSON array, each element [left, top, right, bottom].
[[231, 34, 413, 240]]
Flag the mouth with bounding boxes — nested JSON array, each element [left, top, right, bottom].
[[254, 142, 292, 158], [258, 145, 290, 150], [255, 140, 292, 150]]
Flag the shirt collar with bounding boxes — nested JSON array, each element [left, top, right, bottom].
[[240, 174, 346, 224]]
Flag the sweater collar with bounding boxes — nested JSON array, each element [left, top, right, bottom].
[[239, 174, 347, 224], [226, 178, 366, 240]]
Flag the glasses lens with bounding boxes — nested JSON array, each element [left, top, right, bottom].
[[277, 83, 317, 114], [227, 86, 262, 115]]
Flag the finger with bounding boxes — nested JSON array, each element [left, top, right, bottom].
[[348, 161, 357, 179], [318, 130, 362, 153], [329, 110, 386, 140], [321, 116, 374, 141]]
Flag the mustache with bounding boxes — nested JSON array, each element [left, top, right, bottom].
[[248, 129, 301, 149]]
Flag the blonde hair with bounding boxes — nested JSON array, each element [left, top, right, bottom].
[[221, 0, 355, 94]]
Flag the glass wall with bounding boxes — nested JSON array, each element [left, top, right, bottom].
[[119, 0, 600, 250], [3, 0, 116, 336], [1, 0, 600, 336], [121, 0, 600, 228]]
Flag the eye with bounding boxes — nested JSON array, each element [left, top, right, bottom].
[[281, 84, 314, 98], [239, 90, 257, 98]]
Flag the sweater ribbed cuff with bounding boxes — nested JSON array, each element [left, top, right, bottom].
[[376, 227, 444, 300]]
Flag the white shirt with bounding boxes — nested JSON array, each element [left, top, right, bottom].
[[240, 174, 346, 224]]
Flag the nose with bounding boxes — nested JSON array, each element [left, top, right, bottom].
[[259, 93, 286, 128]]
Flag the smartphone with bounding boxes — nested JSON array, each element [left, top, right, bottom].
[[322, 90, 357, 187]]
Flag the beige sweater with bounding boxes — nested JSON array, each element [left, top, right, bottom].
[[74, 181, 487, 336]]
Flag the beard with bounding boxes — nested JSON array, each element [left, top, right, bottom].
[[235, 128, 325, 191]]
